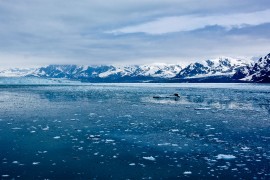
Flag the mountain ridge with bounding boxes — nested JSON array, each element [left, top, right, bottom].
[[233, 53, 270, 83], [0, 54, 269, 83]]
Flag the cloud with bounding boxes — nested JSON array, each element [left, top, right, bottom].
[[108, 9, 270, 35], [0, 0, 269, 66]]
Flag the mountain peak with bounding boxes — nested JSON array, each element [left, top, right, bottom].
[[233, 53, 270, 82], [176, 57, 250, 79]]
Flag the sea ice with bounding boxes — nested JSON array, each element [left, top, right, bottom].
[[195, 108, 211, 110], [216, 154, 236, 160], [42, 126, 49, 131], [143, 156, 156, 161], [11, 127, 22, 130], [183, 171, 192, 175], [241, 147, 250, 151]]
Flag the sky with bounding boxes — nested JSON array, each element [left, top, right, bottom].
[[0, 0, 270, 67]]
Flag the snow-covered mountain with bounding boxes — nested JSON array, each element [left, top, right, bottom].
[[174, 57, 251, 80], [1, 54, 269, 83], [233, 53, 270, 82], [0, 68, 37, 77], [28, 63, 182, 82]]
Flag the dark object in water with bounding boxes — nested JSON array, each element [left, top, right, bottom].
[[153, 93, 180, 99]]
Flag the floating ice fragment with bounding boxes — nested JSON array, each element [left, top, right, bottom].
[[216, 154, 236, 160], [105, 139, 115, 143], [158, 143, 171, 146], [195, 108, 211, 110], [236, 164, 246, 167], [89, 113, 96, 116], [139, 163, 146, 167], [42, 126, 49, 131], [217, 165, 229, 170], [143, 156, 156, 161], [11, 127, 22, 130], [88, 134, 101, 140], [241, 147, 250, 151], [183, 171, 192, 175]]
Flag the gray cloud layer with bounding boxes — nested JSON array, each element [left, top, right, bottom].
[[0, 0, 269, 66]]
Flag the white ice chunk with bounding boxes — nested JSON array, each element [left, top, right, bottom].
[[143, 156, 156, 161], [216, 154, 236, 160], [42, 126, 49, 131]]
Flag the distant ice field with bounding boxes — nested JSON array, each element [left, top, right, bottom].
[[0, 80, 269, 179]]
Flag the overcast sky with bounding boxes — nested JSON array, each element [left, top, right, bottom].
[[0, 0, 269, 67]]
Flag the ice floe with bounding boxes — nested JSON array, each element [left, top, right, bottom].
[[143, 156, 156, 161], [216, 154, 236, 160]]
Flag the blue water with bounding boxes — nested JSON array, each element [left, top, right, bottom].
[[0, 83, 269, 179]]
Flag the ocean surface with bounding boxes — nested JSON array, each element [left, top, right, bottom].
[[0, 81, 269, 179]]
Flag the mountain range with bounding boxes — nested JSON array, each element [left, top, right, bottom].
[[0, 53, 269, 83]]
